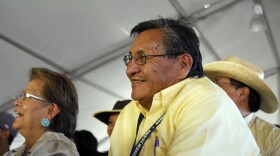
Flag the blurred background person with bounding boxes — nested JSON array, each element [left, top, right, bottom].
[[0, 112, 18, 155], [93, 100, 131, 137], [204, 56, 280, 156], [92, 100, 131, 155], [4, 67, 79, 155], [72, 130, 107, 156]]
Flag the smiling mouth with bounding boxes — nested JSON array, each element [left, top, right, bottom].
[[15, 111, 23, 117], [132, 80, 144, 83]]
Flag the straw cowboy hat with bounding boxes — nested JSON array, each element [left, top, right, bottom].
[[93, 100, 131, 125], [204, 56, 278, 113]]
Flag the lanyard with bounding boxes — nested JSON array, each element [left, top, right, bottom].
[[130, 113, 165, 156]]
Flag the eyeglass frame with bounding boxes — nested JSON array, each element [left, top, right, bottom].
[[213, 79, 231, 86], [123, 52, 177, 66], [214, 78, 247, 89], [17, 92, 51, 104]]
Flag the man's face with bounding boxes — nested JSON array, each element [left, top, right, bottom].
[[214, 76, 252, 117], [107, 113, 119, 137], [214, 77, 240, 104], [126, 29, 182, 108]]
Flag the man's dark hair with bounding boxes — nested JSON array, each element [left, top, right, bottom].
[[131, 18, 203, 78], [230, 79, 261, 112]]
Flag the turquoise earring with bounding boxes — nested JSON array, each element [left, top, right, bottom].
[[41, 118, 50, 127]]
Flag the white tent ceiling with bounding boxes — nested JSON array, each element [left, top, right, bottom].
[[0, 0, 279, 152]]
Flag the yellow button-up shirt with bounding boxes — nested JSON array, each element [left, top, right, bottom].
[[110, 77, 259, 156]]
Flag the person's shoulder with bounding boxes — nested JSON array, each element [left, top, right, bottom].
[[253, 116, 280, 144], [184, 77, 221, 93], [43, 131, 70, 142], [182, 77, 232, 102], [40, 131, 77, 150], [254, 116, 280, 132], [35, 132, 79, 155]]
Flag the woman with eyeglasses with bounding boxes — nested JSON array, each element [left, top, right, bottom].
[[4, 67, 79, 156]]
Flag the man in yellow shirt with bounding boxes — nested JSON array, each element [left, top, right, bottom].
[[109, 18, 259, 156], [204, 56, 280, 156]]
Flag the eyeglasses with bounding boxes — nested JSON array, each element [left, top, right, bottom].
[[123, 53, 174, 66], [17, 92, 51, 104]]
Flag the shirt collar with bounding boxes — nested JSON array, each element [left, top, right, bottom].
[[137, 78, 195, 117], [244, 113, 254, 125]]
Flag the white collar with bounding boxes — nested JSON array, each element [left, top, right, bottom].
[[244, 113, 254, 125]]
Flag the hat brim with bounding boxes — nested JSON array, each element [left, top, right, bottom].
[[93, 110, 121, 125], [204, 61, 278, 113]]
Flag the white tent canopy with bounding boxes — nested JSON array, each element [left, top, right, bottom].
[[0, 0, 279, 152]]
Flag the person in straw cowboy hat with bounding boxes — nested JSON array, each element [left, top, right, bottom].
[[204, 56, 280, 156]]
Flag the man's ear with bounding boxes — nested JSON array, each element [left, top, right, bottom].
[[178, 54, 193, 80], [47, 103, 60, 120], [238, 87, 250, 102]]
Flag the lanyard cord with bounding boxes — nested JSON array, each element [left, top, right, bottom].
[[131, 113, 144, 152], [130, 113, 165, 156]]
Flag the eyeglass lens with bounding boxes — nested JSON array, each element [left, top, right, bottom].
[[123, 53, 147, 66]]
